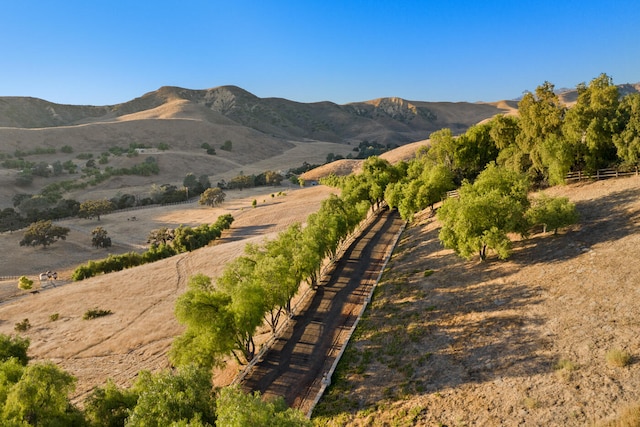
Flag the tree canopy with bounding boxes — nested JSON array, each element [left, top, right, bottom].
[[78, 199, 114, 221], [19, 220, 70, 249]]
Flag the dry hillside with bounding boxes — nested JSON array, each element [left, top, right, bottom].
[[0, 185, 337, 403], [0, 85, 513, 209], [314, 175, 640, 426]]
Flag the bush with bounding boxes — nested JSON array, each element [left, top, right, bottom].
[[0, 333, 30, 365], [83, 308, 113, 320], [72, 214, 234, 280], [18, 276, 33, 290], [15, 319, 31, 332]]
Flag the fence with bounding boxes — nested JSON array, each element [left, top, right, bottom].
[[565, 167, 639, 182]]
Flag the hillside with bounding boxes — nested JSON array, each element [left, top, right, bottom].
[[313, 175, 640, 426], [0, 184, 338, 402], [0, 86, 511, 142], [0, 86, 515, 209]]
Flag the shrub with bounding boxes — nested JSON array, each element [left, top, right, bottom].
[[83, 308, 113, 320], [49, 313, 59, 322], [15, 319, 31, 332], [18, 276, 33, 290], [606, 349, 632, 367]]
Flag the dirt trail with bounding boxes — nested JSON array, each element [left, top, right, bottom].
[[240, 208, 405, 413]]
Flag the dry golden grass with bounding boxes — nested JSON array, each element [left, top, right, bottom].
[[0, 184, 337, 403]]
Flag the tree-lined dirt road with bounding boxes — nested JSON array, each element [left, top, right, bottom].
[[240, 208, 405, 414]]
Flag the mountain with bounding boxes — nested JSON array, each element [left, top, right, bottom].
[[0, 85, 512, 145]]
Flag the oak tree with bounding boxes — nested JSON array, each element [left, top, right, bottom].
[[19, 220, 70, 249]]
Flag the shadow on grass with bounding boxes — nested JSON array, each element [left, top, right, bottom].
[[511, 185, 640, 266], [221, 224, 275, 242], [314, 217, 551, 418]]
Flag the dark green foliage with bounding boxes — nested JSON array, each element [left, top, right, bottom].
[[91, 227, 112, 248], [83, 308, 113, 320], [0, 334, 30, 366], [84, 379, 138, 427], [19, 220, 70, 248]]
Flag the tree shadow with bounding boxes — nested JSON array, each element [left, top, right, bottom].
[[221, 224, 276, 242], [511, 185, 640, 266], [321, 219, 555, 413], [317, 185, 640, 417]]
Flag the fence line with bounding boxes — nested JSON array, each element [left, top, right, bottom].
[[565, 167, 639, 182]]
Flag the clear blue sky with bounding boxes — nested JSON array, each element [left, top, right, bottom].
[[1, 1, 638, 106]]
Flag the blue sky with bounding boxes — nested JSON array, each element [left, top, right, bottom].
[[1, 1, 638, 106]]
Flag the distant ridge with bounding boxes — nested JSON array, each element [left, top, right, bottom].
[[0, 85, 512, 145]]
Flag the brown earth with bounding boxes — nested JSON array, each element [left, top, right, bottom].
[[315, 175, 640, 426]]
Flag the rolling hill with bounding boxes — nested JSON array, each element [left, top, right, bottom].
[[0, 85, 516, 209]]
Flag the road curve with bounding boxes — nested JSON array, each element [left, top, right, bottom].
[[240, 208, 404, 413]]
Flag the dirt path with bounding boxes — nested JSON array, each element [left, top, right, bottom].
[[240, 208, 404, 413]]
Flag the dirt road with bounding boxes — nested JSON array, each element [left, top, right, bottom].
[[240, 208, 404, 413]]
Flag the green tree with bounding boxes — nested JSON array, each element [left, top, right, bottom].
[[84, 379, 138, 427], [126, 366, 216, 427], [516, 81, 566, 179], [183, 173, 201, 197], [217, 258, 266, 363], [425, 128, 458, 170], [171, 274, 237, 369], [455, 122, 500, 180], [19, 220, 70, 249], [563, 73, 620, 171], [220, 140, 233, 151], [437, 163, 530, 261], [198, 188, 226, 207], [91, 227, 112, 248], [614, 93, 640, 166], [526, 194, 579, 234], [147, 227, 175, 246], [79, 199, 114, 221], [2, 362, 79, 425], [0, 334, 30, 366], [216, 385, 311, 427]]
